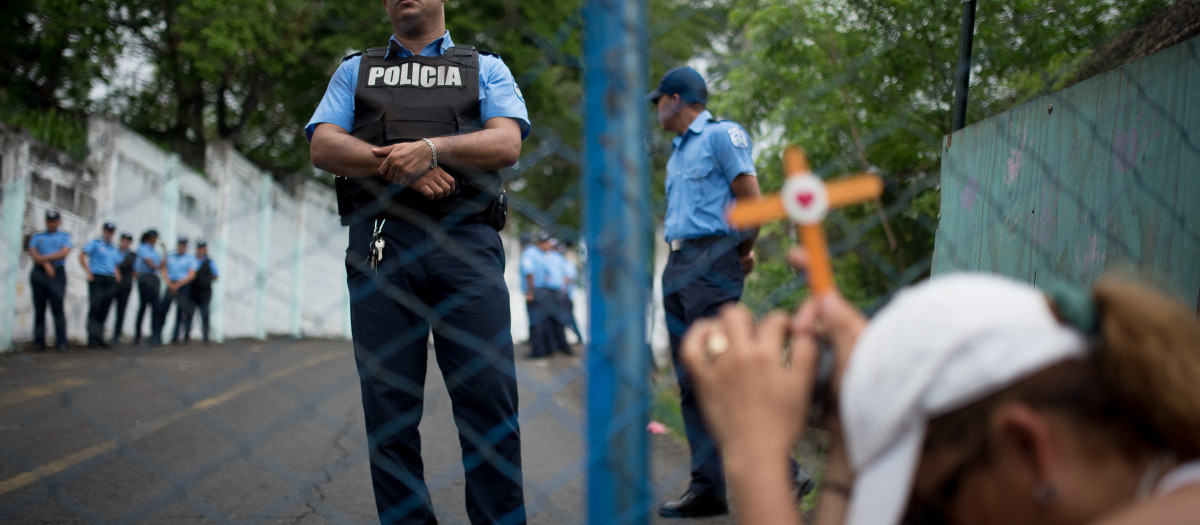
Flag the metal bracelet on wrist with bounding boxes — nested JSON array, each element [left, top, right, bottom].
[[422, 138, 438, 170]]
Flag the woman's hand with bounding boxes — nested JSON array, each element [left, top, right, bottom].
[[786, 247, 868, 391], [680, 306, 818, 458]]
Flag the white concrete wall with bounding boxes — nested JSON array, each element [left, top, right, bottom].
[[1, 127, 98, 346], [1, 118, 602, 352], [0, 119, 358, 350]]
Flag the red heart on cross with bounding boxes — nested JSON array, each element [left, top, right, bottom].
[[797, 192, 815, 207]]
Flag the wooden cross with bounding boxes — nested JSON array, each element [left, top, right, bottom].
[[727, 146, 884, 295]]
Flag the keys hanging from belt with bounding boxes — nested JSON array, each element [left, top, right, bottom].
[[368, 219, 386, 275]]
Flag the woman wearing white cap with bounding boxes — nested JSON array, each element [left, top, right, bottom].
[[680, 248, 1200, 525]]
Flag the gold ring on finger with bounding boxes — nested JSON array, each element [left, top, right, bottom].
[[706, 332, 730, 359]]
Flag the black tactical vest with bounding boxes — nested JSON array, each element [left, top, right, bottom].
[[117, 252, 136, 290], [335, 45, 501, 226], [193, 259, 213, 291]]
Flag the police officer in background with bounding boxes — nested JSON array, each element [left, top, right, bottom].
[[111, 232, 136, 346], [558, 242, 584, 345], [161, 237, 197, 345], [190, 239, 218, 345], [542, 238, 571, 355], [27, 209, 71, 352], [519, 232, 544, 357], [80, 221, 121, 348], [649, 66, 813, 517], [133, 229, 163, 347], [306, 1, 529, 522], [522, 232, 552, 359]]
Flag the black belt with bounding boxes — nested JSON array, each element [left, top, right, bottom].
[[669, 236, 736, 252]]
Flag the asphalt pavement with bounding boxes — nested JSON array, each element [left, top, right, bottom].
[[0, 339, 729, 524]]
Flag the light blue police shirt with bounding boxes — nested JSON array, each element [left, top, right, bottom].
[[28, 231, 72, 267], [135, 243, 161, 274], [306, 32, 530, 141], [563, 256, 578, 298], [519, 245, 542, 293], [663, 110, 757, 243], [166, 253, 197, 282], [83, 237, 121, 276], [543, 250, 566, 290]]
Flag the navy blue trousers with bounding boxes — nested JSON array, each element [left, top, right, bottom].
[[164, 284, 193, 343], [30, 265, 67, 350], [134, 274, 160, 344], [87, 275, 118, 345], [346, 218, 525, 525], [111, 285, 133, 343], [662, 239, 744, 498], [662, 239, 806, 498], [527, 288, 567, 357]]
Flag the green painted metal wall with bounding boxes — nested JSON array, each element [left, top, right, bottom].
[[934, 36, 1200, 308]]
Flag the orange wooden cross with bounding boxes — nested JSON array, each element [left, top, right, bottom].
[[728, 146, 884, 295]]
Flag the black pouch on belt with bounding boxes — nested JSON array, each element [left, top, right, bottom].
[[485, 191, 508, 231]]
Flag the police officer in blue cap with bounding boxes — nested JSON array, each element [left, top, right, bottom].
[[27, 209, 72, 352], [133, 229, 163, 346], [111, 232, 136, 346], [522, 231, 556, 358], [80, 221, 122, 348], [162, 236, 197, 344], [649, 66, 813, 517], [306, 1, 529, 522], [190, 239, 219, 345]]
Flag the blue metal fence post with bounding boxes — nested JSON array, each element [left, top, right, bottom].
[[584, 1, 652, 524]]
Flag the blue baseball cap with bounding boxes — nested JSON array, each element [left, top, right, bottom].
[[103, 221, 116, 231], [646, 66, 708, 105], [45, 210, 61, 220]]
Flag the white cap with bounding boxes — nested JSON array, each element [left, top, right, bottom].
[[841, 273, 1088, 525]]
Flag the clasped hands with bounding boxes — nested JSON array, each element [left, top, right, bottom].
[[680, 248, 867, 457], [372, 141, 455, 200]]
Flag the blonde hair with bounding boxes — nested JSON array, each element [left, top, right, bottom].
[[1093, 278, 1200, 458], [923, 277, 1200, 464]]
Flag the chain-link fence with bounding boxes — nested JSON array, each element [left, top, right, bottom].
[[2, 0, 1198, 523]]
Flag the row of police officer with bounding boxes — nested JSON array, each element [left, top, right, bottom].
[[520, 232, 583, 359], [26, 210, 219, 352]]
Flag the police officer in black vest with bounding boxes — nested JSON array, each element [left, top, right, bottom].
[[306, 1, 530, 523], [111, 232, 136, 346], [190, 239, 218, 345]]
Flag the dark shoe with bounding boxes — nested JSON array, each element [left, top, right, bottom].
[[56, 344, 67, 353], [33, 345, 46, 353], [658, 491, 728, 518], [98, 340, 113, 349]]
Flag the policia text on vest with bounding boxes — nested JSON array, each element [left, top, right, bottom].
[[366, 63, 465, 88]]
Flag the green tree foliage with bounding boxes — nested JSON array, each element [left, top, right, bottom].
[[716, 0, 1167, 312], [0, 0, 133, 112], [1, 0, 719, 240]]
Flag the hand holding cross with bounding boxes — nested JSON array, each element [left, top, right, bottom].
[[727, 146, 883, 296]]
